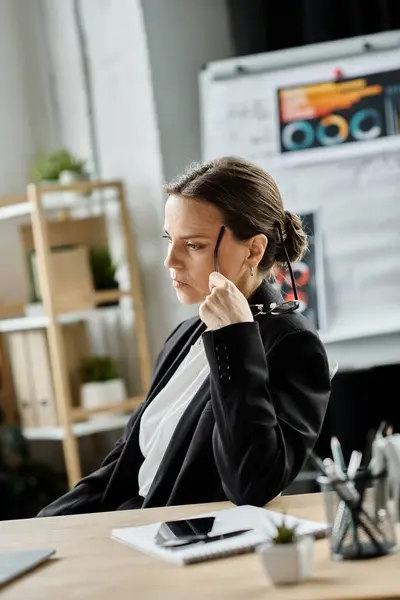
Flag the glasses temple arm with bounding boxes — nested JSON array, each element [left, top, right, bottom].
[[214, 226, 225, 273], [277, 222, 299, 302]]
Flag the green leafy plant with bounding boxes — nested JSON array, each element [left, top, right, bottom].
[[272, 518, 298, 545], [31, 149, 87, 181], [89, 246, 118, 291], [80, 356, 120, 384]]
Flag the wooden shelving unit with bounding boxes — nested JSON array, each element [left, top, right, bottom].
[[0, 180, 152, 487]]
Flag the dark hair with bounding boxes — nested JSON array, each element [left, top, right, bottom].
[[165, 156, 308, 274]]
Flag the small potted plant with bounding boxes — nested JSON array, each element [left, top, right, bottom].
[[30, 149, 89, 208], [31, 149, 88, 184], [257, 517, 314, 585], [80, 356, 127, 419], [89, 247, 119, 306]]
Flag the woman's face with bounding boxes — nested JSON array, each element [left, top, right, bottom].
[[164, 194, 257, 305]]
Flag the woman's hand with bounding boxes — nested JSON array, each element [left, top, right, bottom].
[[199, 272, 254, 330]]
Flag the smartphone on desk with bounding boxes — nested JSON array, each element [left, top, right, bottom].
[[155, 517, 216, 548], [155, 517, 251, 550]]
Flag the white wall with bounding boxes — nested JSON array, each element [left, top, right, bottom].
[[142, 0, 234, 183], [0, 0, 234, 360], [29, 0, 93, 160], [0, 1, 39, 306], [12, 0, 183, 363], [0, 1, 36, 193]]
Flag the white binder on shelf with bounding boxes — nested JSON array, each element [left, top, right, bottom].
[[7, 332, 38, 428], [27, 330, 58, 428]]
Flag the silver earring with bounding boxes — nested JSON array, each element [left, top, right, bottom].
[[250, 265, 254, 277]]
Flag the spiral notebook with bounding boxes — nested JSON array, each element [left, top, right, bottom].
[[111, 505, 329, 565]]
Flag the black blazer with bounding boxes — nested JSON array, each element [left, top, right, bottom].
[[38, 281, 331, 516]]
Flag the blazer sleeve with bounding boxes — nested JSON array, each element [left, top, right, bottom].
[[203, 321, 331, 507], [36, 407, 141, 517]]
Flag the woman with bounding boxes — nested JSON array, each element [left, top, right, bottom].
[[38, 156, 331, 516]]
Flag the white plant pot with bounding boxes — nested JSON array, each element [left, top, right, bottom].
[[58, 170, 89, 207], [257, 536, 314, 585], [24, 302, 45, 317], [37, 171, 88, 211], [59, 169, 89, 187], [39, 180, 63, 210], [81, 379, 127, 420]]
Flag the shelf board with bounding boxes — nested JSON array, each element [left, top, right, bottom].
[[0, 194, 26, 206], [0, 201, 31, 220], [0, 180, 121, 221], [71, 396, 144, 421], [22, 414, 131, 440], [32, 179, 122, 194], [0, 315, 49, 332], [93, 290, 130, 303], [0, 300, 131, 333], [22, 394, 144, 440]]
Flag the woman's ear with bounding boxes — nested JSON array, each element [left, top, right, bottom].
[[247, 234, 268, 267]]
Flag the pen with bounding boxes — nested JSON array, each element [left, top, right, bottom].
[[309, 450, 328, 476], [377, 421, 388, 439], [331, 437, 346, 477], [346, 451, 363, 555], [347, 451, 363, 480], [162, 528, 251, 549]]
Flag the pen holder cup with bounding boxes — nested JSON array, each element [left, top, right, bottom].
[[329, 469, 397, 560], [317, 475, 340, 527]]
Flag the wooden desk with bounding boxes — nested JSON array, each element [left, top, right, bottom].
[[1, 493, 399, 600]]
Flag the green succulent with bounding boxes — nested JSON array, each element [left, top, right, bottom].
[[272, 518, 298, 545], [31, 149, 86, 182], [89, 246, 118, 290], [80, 356, 120, 383]]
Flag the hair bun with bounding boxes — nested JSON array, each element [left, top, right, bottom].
[[275, 211, 308, 266]]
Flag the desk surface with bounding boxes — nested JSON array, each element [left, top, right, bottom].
[[0, 493, 399, 600]]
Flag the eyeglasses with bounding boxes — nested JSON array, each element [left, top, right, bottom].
[[213, 223, 300, 317]]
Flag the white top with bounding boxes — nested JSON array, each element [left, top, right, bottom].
[[138, 336, 210, 498]]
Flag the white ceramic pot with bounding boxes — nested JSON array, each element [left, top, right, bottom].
[[257, 535, 314, 585], [103, 379, 127, 405], [56, 170, 89, 209], [81, 378, 127, 419], [24, 302, 45, 317], [39, 180, 63, 210]]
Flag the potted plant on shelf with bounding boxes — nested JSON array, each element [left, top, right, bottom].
[[257, 517, 314, 585], [30, 149, 88, 184], [89, 246, 119, 307], [30, 149, 89, 209], [80, 355, 127, 419]]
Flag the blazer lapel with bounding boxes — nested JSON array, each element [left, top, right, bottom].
[[146, 318, 206, 406]]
